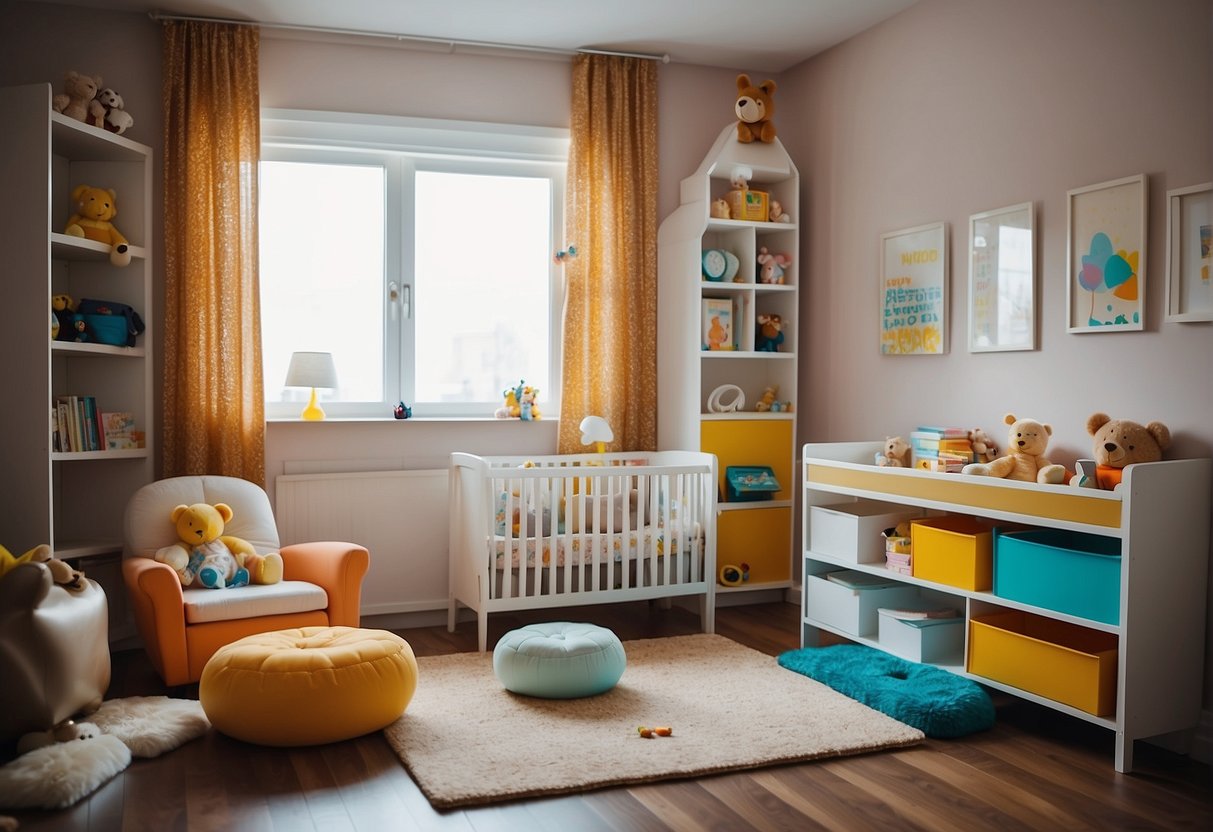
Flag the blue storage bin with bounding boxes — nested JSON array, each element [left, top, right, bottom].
[[993, 529, 1121, 624]]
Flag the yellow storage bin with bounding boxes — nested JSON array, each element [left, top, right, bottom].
[[967, 610, 1118, 716], [725, 188, 769, 222], [911, 515, 996, 590]]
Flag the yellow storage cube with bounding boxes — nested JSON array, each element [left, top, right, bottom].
[[911, 515, 996, 590], [967, 610, 1118, 716]]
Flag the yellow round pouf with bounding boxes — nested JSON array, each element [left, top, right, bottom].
[[200, 626, 418, 747]]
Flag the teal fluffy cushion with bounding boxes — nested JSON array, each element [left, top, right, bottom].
[[493, 622, 626, 699], [778, 644, 994, 738]]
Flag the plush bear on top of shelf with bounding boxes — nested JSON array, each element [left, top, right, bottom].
[[64, 184, 131, 267], [734, 74, 777, 143], [51, 70, 105, 125], [1070, 412, 1170, 491]]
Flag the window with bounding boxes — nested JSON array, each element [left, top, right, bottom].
[[260, 111, 568, 419]]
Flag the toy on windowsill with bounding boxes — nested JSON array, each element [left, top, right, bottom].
[[1070, 412, 1170, 491], [64, 184, 131, 267], [494, 380, 541, 420], [876, 436, 911, 468], [961, 413, 1066, 484], [393, 401, 412, 419], [755, 313, 784, 351], [757, 247, 791, 284], [553, 244, 578, 264]]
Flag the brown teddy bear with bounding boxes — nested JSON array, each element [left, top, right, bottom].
[[877, 436, 911, 468], [967, 427, 999, 463], [52, 70, 106, 125], [1071, 412, 1170, 490], [735, 74, 777, 143], [961, 413, 1066, 484]]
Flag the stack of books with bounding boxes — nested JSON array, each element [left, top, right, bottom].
[[910, 426, 974, 472], [52, 398, 141, 452]]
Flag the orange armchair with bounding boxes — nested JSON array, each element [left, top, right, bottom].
[[123, 475, 369, 686]]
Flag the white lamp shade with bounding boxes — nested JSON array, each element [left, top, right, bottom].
[[579, 415, 614, 446], [284, 351, 338, 389]]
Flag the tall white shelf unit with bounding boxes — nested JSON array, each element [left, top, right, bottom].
[[801, 441, 1211, 772], [658, 123, 800, 594], [1, 83, 154, 641]]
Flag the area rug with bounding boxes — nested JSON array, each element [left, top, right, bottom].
[[778, 644, 996, 739], [383, 634, 923, 809], [0, 696, 209, 810]]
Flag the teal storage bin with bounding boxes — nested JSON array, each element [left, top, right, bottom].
[[993, 529, 1121, 625]]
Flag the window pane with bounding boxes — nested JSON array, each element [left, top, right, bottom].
[[414, 171, 551, 404], [260, 161, 385, 404]]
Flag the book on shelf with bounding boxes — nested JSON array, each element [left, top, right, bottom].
[[913, 426, 969, 438], [825, 570, 903, 591], [701, 297, 734, 351], [101, 411, 141, 449], [877, 607, 959, 621]]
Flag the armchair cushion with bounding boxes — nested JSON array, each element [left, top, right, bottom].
[[184, 581, 327, 624]]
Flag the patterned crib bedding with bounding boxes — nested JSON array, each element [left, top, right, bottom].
[[492, 523, 700, 569]]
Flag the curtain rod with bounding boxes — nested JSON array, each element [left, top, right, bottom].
[[147, 11, 670, 63]]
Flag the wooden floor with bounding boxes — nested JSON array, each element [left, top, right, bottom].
[[6, 601, 1211, 831]]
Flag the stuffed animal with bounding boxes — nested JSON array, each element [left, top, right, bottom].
[[155, 502, 283, 589], [15, 543, 87, 592], [734, 74, 777, 143], [16, 718, 101, 756], [967, 428, 999, 464], [1071, 412, 1170, 490], [51, 70, 105, 124], [64, 185, 131, 267], [755, 313, 784, 351], [519, 385, 542, 420], [769, 200, 791, 223], [876, 436, 911, 468], [710, 198, 731, 219], [91, 87, 134, 135], [755, 385, 778, 412], [757, 246, 791, 284], [962, 413, 1066, 484]]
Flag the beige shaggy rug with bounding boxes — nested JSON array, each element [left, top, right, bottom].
[[0, 696, 209, 810], [384, 634, 924, 809]]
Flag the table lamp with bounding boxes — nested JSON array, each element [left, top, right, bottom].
[[285, 351, 338, 421], [579, 415, 613, 454]]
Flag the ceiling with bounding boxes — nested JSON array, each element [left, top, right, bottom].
[[38, 0, 917, 72]]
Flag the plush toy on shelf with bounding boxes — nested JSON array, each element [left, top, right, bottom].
[[91, 86, 134, 135], [64, 184, 131, 266], [710, 198, 731, 219], [51, 70, 105, 125], [768, 200, 791, 223], [876, 436, 911, 468], [757, 246, 791, 284], [155, 502, 283, 590], [755, 313, 784, 351], [1070, 412, 1170, 490], [967, 427, 999, 463], [734, 74, 777, 144], [755, 385, 778, 412], [961, 413, 1066, 484]]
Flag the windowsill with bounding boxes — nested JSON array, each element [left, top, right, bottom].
[[266, 415, 561, 424]]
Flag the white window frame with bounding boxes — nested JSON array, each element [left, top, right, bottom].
[[261, 109, 568, 419]]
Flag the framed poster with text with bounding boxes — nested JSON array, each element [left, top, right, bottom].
[[880, 222, 948, 355]]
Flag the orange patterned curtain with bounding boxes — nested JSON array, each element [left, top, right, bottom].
[[557, 54, 658, 454], [161, 21, 265, 483]]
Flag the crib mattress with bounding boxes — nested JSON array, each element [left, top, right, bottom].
[[492, 524, 698, 569]]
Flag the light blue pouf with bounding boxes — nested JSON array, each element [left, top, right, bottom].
[[493, 622, 626, 699]]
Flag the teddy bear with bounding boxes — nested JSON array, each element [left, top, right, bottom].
[[64, 184, 132, 267], [755, 385, 778, 412], [734, 74, 777, 143], [768, 200, 791, 223], [961, 413, 1066, 484], [710, 198, 731, 219], [52, 70, 105, 125], [1071, 412, 1170, 490], [755, 313, 784, 351], [155, 501, 284, 589], [757, 246, 791, 284], [91, 87, 134, 135], [519, 385, 542, 421], [967, 427, 999, 464], [876, 436, 911, 467]]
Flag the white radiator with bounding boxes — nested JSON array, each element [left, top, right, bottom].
[[275, 468, 449, 617]]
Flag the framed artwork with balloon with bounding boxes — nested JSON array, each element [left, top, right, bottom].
[[1066, 174, 1147, 333]]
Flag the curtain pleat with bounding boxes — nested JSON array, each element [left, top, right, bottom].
[[557, 54, 658, 454], [161, 21, 265, 482]]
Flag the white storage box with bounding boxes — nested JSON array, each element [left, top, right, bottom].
[[804, 571, 921, 637], [878, 609, 964, 665], [809, 501, 922, 563]]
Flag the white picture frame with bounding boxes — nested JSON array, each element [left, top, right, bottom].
[[880, 222, 948, 355], [1164, 182, 1213, 323], [1066, 174, 1147, 333], [968, 202, 1035, 352]]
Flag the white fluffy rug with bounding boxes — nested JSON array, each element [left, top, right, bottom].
[[0, 696, 209, 810]]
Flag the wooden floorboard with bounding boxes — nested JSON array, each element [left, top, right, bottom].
[[4, 600, 1210, 831]]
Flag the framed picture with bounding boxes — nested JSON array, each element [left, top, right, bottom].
[[1164, 182, 1213, 322], [701, 297, 734, 351], [880, 222, 948, 354], [968, 202, 1035, 352], [1066, 174, 1146, 332]]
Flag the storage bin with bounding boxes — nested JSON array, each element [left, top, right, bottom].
[[878, 610, 964, 665], [809, 501, 922, 563], [725, 188, 769, 222], [804, 570, 921, 637], [994, 529, 1121, 625], [911, 515, 997, 590], [967, 610, 1117, 716]]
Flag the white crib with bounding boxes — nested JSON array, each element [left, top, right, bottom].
[[448, 450, 717, 651]]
